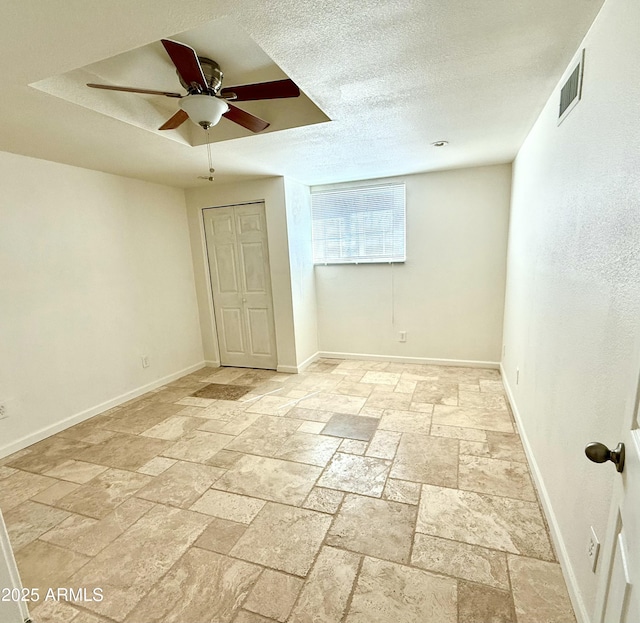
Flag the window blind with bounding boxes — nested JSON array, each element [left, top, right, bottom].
[[311, 183, 406, 264]]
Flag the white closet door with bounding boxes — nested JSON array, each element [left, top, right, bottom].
[[203, 203, 277, 369]]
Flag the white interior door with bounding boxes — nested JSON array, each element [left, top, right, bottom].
[[596, 371, 640, 622], [203, 203, 278, 370]]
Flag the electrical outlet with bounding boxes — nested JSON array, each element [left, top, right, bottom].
[[516, 367, 520, 385], [398, 331, 407, 343], [0, 402, 7, 420], [587, 526, 600, 572], [141, 355, 150, 369]]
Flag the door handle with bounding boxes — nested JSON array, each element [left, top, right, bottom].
[[585, 442, 625, 473]]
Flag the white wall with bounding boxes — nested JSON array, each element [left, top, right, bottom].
[[185, 177, 299, 371], [501, 0, 640, 619], [0, 151, 204, 456], [284, 178, 318, 368], [315, 165, 511, 364]]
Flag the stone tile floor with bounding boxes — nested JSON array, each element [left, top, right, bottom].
[[0, 359, 576, 623]]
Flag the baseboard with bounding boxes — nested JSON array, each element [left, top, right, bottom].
[[204, 360, 220, 368], [0, 361, 208, 459], [318, 351, 500, 369], [500, 363, 589, 623]]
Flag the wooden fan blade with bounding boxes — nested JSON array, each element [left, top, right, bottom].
[[158, 109, 189, 130], [220, 79, 300, 101], [87, 83, 183, 98], [161, 39, 207, 91], [223, 104, 270, 133]]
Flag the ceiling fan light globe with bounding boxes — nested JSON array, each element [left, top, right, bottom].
[[179, 95, 229, 128]]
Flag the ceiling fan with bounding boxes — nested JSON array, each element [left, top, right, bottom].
[[87, 39, 300, 133]]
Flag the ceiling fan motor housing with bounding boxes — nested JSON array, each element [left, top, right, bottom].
[[178, 57, 223, 94]]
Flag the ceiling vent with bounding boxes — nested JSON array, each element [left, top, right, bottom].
[[558, 49, 585, 125]]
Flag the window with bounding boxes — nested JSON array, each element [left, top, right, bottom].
[[311, 183, 406, 264]]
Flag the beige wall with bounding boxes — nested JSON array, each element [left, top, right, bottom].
[[502, 0, 640, 619], [314, 165, 511, 364], [184, 177, 299, 371], [0, 151, 203, 457]]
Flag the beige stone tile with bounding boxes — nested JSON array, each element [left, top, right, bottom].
[[458, 581, 515, 623], [360, 371, 400, 385], [208, 449, 245, 469], [245, 395, 296, 416], [339, 439, 368, 454], [15, 540, 90, 601], [430, 423, 487, 441], [459, 454, 536, 501], [41, 497, 154, 556], [358, 406, 385, 418], [244, 569, 303, 622], [136, 456, 177, 476], [176, 396, 216, 407], [0, 470, 57, 512], [136, 461, 225, 508], [30, 599, 82, 623], [289, 546, 360, 623], [74, 433, 172, 471], [413, 381, 459, 406], [327, 494, 416, 563], [68, 505, 211, 621], [215, 454, 321, 505], [432, 405, 514, 433], [6, 437, 91, 474], [317, 453, 390, 497], [59, 424, 117, 445], [286, 407, 335, 423], [297, 421, 326, 434], [124, 548, 261, 623], [4, 501, 70, 551], [390, 434, 458, 487], [382, 478, 421, 505], [0, 465, 17, 479], [295, 372, 344, 392], [394, 379, 417, 394], [333, 380, 373, 397], [487, 431, 527, 463], [190, 489, 266, 524], [54, 468, 152, 519], [198, 400, 247, 421], [139, 415, 205, 440], [235, 610, 279, 622], [193, 517, 247, 554], [412, 533, 509, 589], [509, 555, 576, 623], [480, 379, 506, 393], [162, 430, 234, 463], [366, 430, 401, 459], [44, 460, 109, 484], [204, 367, 248, 384], [197, 418, 232, 433], [276, 431, 340, 466], [226, 415, 300, 457], [459, 390, 508, 410], [31, 480, 81, 506], [101, 402, 184, 435], [322, 413, 379, 441], [459, 382, 480, 392], [363, 390, 411, 411], [416, 484, 554, 560], [219, 412, 262, 435], [378, 409, 431, 434], [230, 502, 331, 576], [344, 557, 457, 623], [302, 487, 344, 514], [460, 440, 492, 457], [299, 392, 367, 415], [408, 401, 434, 413]]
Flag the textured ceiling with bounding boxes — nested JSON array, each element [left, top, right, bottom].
[[0, 0, 604, 188]]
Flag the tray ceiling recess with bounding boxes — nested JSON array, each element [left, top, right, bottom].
[[30, 17, 329, 148]]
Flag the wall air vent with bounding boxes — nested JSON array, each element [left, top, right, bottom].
[[558, 49, 585, 125]]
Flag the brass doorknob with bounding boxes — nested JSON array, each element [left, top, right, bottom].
[[585, 442, 625, 473]]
